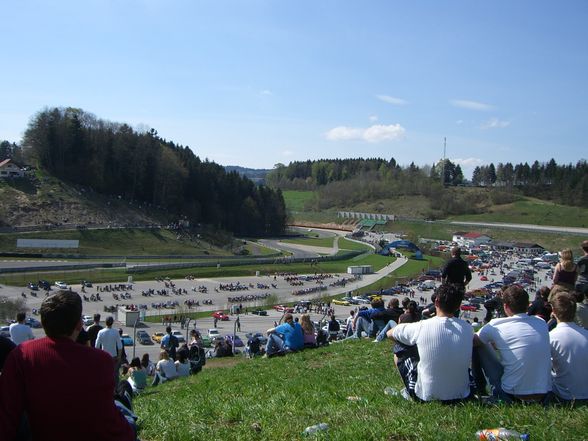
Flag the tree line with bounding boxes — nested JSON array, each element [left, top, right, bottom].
[[17, 107, 287, 236], [267, 157, 588, 212]]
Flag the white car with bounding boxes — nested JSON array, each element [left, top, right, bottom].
[[82, 315, 94, 326], [55, 281, 68, 289], [172, 330, 186, 344]]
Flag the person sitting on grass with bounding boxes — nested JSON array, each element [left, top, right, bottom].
[[300, 313, 317, 348], [175, 350, 191, 377], [126, 357, 147, 394], [549, 292, 588, 403], [474, 284, 552, 403], [152, 350, 178, 386], [351, 298, 386, 338], [264, 313, 304, 357], [387, 283, 475, 403]]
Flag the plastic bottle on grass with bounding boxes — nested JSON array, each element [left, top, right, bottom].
[[303, 423, 328, 436], [384, 386, 399, 396], [475, 428, 529, 440]]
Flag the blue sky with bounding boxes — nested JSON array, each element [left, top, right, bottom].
[[1, 1, 587, 178]]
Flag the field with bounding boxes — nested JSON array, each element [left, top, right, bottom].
[[134, 339, 588, 441]]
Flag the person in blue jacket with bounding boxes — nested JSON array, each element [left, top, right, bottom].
[[264, 313, 304, 357]]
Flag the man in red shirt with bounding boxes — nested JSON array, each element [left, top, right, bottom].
[[0, 290, 135, 441]]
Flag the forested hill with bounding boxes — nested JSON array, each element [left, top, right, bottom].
[[19, 107, 287, 236], [266, 158, 588, 211]]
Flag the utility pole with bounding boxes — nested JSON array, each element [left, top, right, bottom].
[[441, 137, 447, 186]]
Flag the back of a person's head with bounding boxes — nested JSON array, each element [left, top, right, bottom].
[[349, 310, 355, 316], [582, 240, 588, 254], [40, 290, 82, 338], [141, 353, 150, 366], [283, 313, 294, 323], [502, 285, 529, 314], [407, 301, 419, 315], [93, 313, 101, 323], [160, 350, 169, 360], [451, 247, 461, 257], [402, 297, 410, 308], [177, 351, 187, 363], [430, 293, 437, 303], [537, 286, 550, 301], [166, 326, 172, 334], [105, 316, 114, 327], [330, 315, 336, 321], [371, 298, 384, 309], [130, 357, 141, 368], [389, 298, 399, 308], [434, 284, 463, 314], [551, 292, 576, 322], [16, 312, 26, 322]]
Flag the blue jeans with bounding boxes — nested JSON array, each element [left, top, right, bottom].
[[352, 317, 371, 338], [472, 343, 512, 402], [375, 320, 398, 342], [265, 333, 286, 356]]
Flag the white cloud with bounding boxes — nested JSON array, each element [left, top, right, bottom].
[[452, 157, 484, 167], [376, 95, 408, 105], [325, 124, 405, 143], [260, 89, 272, 96], [369, 115, 378, 122], [480, 117, 510, 129], [450, 99, 494, 111]]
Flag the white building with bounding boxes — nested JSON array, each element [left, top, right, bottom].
[[452, 232, 492, 247], [0, 159, 24, 178]]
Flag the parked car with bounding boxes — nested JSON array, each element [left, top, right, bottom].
[[212, 311, 230, 321], [351, 296, 370, 304], [151, 332, 165, 343], [136, 330, 153, 345], [24, 317, 42, 328], [172, 330, 186, 343], [208, 328, 221, 340], [332, 298, 350, 306], [121, 334, 134, 346], [251, 309, 268, 316], [460, 304, 478, 312], [38, 280, 51, 290], [27, 282, 38, 291], [81, 280, 93, 287], [273, 305, 294, 313], [82, 315, 94, 326], [55, 281, 68, 289], [0, 326, 10, 338]]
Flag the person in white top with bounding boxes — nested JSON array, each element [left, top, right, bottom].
[[94, 316, 122, 358], [475, 285, 552, 403], [152, 350, 178, 386], [9, 313, 35, 345], [388, 284, 474, 402], [549, 292, 588, 402]]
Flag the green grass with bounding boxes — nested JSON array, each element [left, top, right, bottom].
[[450, 199, 588, 228], [337, 237, 372, 252], [0, 228, 230, 256], [282, 190, 316, 212], [281, 236, 335, 248], [134, 340, 588, 441]]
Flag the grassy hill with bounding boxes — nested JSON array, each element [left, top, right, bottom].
[[135, 340, 588, 441]]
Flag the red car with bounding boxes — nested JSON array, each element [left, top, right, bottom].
[[480, 276, 488, 281], [273, 305, 294, 313], [460, 304, 478, 312], [212, 311, 230, 321]]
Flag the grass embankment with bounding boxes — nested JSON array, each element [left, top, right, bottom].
[[450, 199, 588, 228], [281, 236, 336, 248], [135, 340, 588, 441], [0, 228, 232, 256], [282, 190, 316, 212]]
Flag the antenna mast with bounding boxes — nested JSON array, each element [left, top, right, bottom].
[[441, 137, 446, 185]]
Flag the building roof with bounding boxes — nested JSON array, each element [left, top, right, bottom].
[[513, 242, 544, 249], [463, 232, 488, 239], [0, 159, 11, 168]]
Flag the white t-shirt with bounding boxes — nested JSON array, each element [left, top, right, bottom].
[[157, 359, 178, 379], [549, 322, 588, 400], [175, 360, 191, 377], [392, 316, 473, 401], [478, 313, 552, 395], [9, 323, 34, 345], [94, 327, 122, 357]]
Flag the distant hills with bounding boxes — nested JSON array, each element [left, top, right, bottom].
[[224, 166, 271, 184]]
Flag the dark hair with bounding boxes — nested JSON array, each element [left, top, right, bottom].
[[141, 353, 150, 368], [105, 316, 114, 327], [502, 285, 529, 314], [402, 297, 410, 308], [93, 313, 101, 322], [40, 290, 82, 338], [537, 286, 550, 301], [166, 326, 172, 333], [177, 351, 187, 363], [435, 284, 463, 314], [388, 298, 399, 308], [283, 313, 294, 322], [582, 240, 588, 253], [371, 298, 384, 309], [16, 312, 26, 322], [572, 290, 585, 303], [451, 247, 462, 257], [130, 357, 141, 368], [551, 292, 577, 322]]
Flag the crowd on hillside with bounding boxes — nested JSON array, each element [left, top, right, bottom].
[[1, 241, 587, 440]]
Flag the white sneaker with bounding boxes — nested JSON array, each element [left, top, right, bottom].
[[372, 339, 380, 343], [400, 388, 412, 401]]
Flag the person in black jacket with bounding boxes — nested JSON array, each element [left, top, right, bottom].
[[442, 247, 472, 293]]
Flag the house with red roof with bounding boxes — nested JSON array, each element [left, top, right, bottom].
[[452, 231, 492, 247]]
